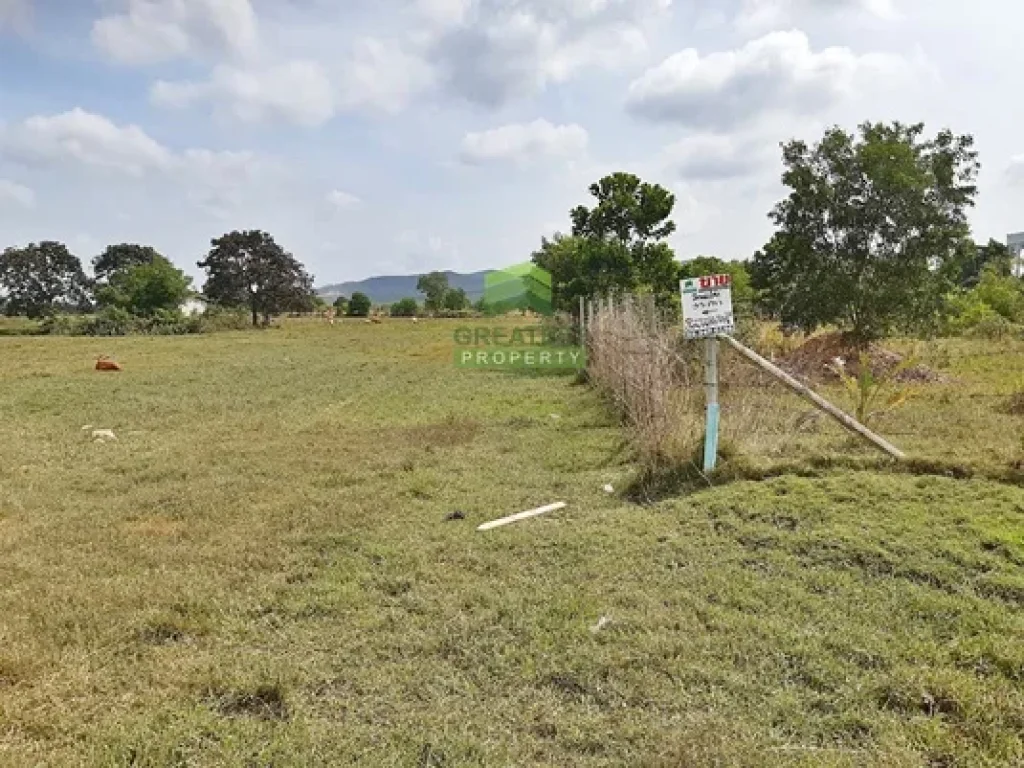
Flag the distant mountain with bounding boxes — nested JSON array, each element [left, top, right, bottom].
[[317, 270, 493, 304]]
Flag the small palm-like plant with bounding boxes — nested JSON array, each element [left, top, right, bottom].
[[828, 352, 916, 426]]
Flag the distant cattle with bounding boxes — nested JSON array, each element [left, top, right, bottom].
[[95, 356, 122, 372]]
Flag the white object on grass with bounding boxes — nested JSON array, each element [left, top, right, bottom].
[[92, 429, 117, 441], [477, 502, 567, 532], [602, 484, 614, 494], [590, 615, 611, 633]]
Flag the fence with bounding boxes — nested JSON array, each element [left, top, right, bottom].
[[579, 294, 1024, 491]]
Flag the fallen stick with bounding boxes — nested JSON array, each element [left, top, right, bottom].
[[477, 502, 567, 532]]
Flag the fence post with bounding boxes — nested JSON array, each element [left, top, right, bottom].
[[703, 337, 720, 473], [579, 295, 586, 348]]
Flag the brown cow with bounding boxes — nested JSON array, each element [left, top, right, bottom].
[[95, 356, 122, 371]]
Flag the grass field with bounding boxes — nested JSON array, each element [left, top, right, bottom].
[[2, 319, 1023, 766]]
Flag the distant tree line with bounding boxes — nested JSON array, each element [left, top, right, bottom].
[[0, 229, 316, 332]]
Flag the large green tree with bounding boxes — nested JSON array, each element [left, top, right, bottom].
[[416, 272, 450, 312], [348, 292, 371, 317], [96, 256, 193, 316], [534, 172, 679, 310], [958, 238, 1014, 288], [197, 230, 314, 327], [751, 122, 979, 343], [0, 241, 92, 318], [92, 243, 160, 282]]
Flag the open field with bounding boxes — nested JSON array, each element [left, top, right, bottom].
[[2, 319, 1024, 766]]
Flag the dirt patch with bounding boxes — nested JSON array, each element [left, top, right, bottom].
[[778, 333, 946, 384]]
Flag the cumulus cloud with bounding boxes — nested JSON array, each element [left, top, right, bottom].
[[429, 0, 668, 106], [0, 109, 265, 217], [336, 38, 436, 114], [0, 108, 174, 175], [460, 119, 588, 164], [626, 30, 912, 128], [152, 60, 336, 127], [92, 0, 258, 65], [0, 178, 34, 208]]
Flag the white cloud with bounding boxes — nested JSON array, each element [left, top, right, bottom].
[[92, 0, 258, 65], [152, 60, 336, 126], [428, 0, 668, 106], [460, 119, 588, 164], [337, 38, 435, 114], [626, 30, 913, 128], [738, 0, 899, 31], [0, 109, 265, 218], [327, 190, 361, 209], [0, 178, 34, 208], [0, 108, 174, 175]]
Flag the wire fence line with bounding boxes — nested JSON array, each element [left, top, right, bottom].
[[580, 294, 1024, 474]]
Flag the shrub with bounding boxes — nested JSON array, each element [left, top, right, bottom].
[[390, 298, 419, 317]]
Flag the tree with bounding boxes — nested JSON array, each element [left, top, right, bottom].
[[390, 297, 419, 317], [751, 122, 979, 344], [96, 256, 193, 316], [332, 296, 349, 314], [535, 173, 679, 310], [0, 241, 92, 318], [93, 243, 160, 282], [197, 230, 314, 327], [417, 272, 450, 311], [442, 287, 469, 311], [348, 292, 371, 317], [958, 239, 1014, 288]]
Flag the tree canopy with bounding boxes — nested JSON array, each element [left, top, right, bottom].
[[93, 244, 161, 283], [534, 172, 679, 311], [390, 297, 419, 317], [417, 272, 450, 312], [197, 230, 314, 327], [0, 241, 92, 318], [348, 292, 372, 317], [751, 122, 979, 343], [96, 256, 193, 316]]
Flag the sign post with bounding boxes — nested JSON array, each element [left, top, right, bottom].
[[681, 274, 735, 474]]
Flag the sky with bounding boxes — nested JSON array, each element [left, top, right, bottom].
[[0, 0, 1022, 286]]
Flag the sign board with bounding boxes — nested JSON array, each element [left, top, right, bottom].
[[681, 274, 734, 339]]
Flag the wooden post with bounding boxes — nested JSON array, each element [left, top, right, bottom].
[[579, 295, 586, 348], [703, 337, 720, 473], [718, 334, 906, 461]]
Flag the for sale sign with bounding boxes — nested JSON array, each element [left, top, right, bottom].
[[681, 274, 734, 339]]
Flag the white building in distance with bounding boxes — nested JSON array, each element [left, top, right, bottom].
[[1010, 232, 1024, 277]]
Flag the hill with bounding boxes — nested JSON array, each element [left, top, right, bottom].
[[317, 270, 492, 304]]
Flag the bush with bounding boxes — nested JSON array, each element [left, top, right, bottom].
[[390, 298, 419, 317], [38, 306, 250, 336]]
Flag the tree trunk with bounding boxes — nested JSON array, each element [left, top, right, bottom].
[[251, 304, 258, 327]]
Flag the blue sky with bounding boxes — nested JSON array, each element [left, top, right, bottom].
[[1, 0, 1022, 286]]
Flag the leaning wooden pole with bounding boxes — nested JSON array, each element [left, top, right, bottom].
[[718, 334, 906, 461]]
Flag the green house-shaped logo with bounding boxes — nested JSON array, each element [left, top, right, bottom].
[[484, 262, 553, 315]]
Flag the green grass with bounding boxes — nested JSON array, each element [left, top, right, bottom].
[[1, 319, 1023, 766]]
